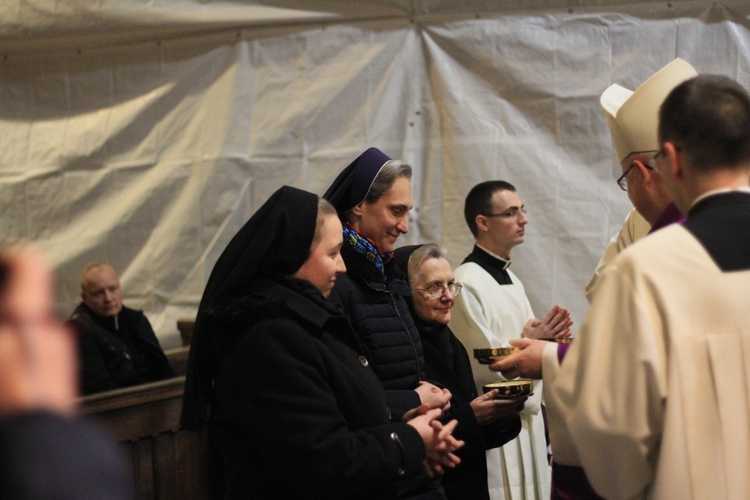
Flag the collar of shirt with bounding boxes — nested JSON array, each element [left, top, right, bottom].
[[691, 187, 750, 210], [475, 243, 512, 270]]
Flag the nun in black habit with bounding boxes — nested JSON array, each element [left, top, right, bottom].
[[180, 186, 463, 499]]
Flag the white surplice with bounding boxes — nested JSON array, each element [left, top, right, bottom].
[[452, 262, 550, 500]]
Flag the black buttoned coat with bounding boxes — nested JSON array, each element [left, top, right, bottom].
[[417, 318, 522, 500], [209, 277, 426, 499]]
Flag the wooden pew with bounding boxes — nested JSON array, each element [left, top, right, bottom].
[[176, 318, 196, 347], [164, 346, 191, 377], [79, 377, 222, 499]]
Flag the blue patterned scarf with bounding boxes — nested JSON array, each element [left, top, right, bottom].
[[342, 222, 394, 278]]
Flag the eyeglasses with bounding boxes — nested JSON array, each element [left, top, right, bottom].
[[482, 206, 527, 219], [649, 147, 666, 169], [415, 281, 463, 298], [616, 151, 657, 191]]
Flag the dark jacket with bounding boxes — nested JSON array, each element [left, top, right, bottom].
[[0, 411, 131, 499], [417, 317, 522, 499], [69, 303, 176, 395], [328, 244, 425, 419], [209, 276, 426, 499]]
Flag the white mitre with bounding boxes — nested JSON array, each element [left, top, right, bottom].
[[601, 58, 698, 163]]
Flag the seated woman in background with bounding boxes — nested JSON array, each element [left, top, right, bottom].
[[394, 244, 526, 500], [180, 186, 464, 498]]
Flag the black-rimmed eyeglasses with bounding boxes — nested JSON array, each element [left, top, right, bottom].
[[650, 147, 666, 167], [482, 206, 527, 219], [616, 151, 658, 191], [415, 281, 463, 298]]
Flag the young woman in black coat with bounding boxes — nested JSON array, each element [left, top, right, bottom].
[[180, 186, 464, 499], [394, 244, 526, 500]]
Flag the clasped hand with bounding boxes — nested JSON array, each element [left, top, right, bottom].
[[404, 404, 464, 477], [415, 380, 452, 411], [522, 305, 573, 339]]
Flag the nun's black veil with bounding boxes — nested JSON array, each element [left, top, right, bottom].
[[181, 185, 318, 431], [392, 245, 424, 284]]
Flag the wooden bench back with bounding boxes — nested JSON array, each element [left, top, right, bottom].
[[79, 377, 222, 499]]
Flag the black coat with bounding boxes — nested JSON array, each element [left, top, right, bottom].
[[209, 277, 427, 499], [0, 411, 131, 499], [69, 303, 176, 395], [417, 318, 522, 500], [328, 244, 425, 419]]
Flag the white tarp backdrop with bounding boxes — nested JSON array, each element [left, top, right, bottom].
[[2, 1, 749, 347]]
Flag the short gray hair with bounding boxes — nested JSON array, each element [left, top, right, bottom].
[[407, 243, 448, 288], [80, 261, 117, 292], [340, 160, 412, 223], [365, 160, 412, 204]]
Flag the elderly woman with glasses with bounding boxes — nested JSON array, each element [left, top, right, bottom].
[[394, 243, 524, 500]]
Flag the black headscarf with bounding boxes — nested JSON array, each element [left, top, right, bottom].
[[180, 185, 318, 431], [323, 147, 392, 213], [392, 244, 424, 287]]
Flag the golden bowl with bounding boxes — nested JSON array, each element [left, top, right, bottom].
[[482, 380, 534, 398], [474, 347, 518, 365]]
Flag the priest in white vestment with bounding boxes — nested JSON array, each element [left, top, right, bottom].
[[451, 180, 573, 500], [513, 74, 750, 499]]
